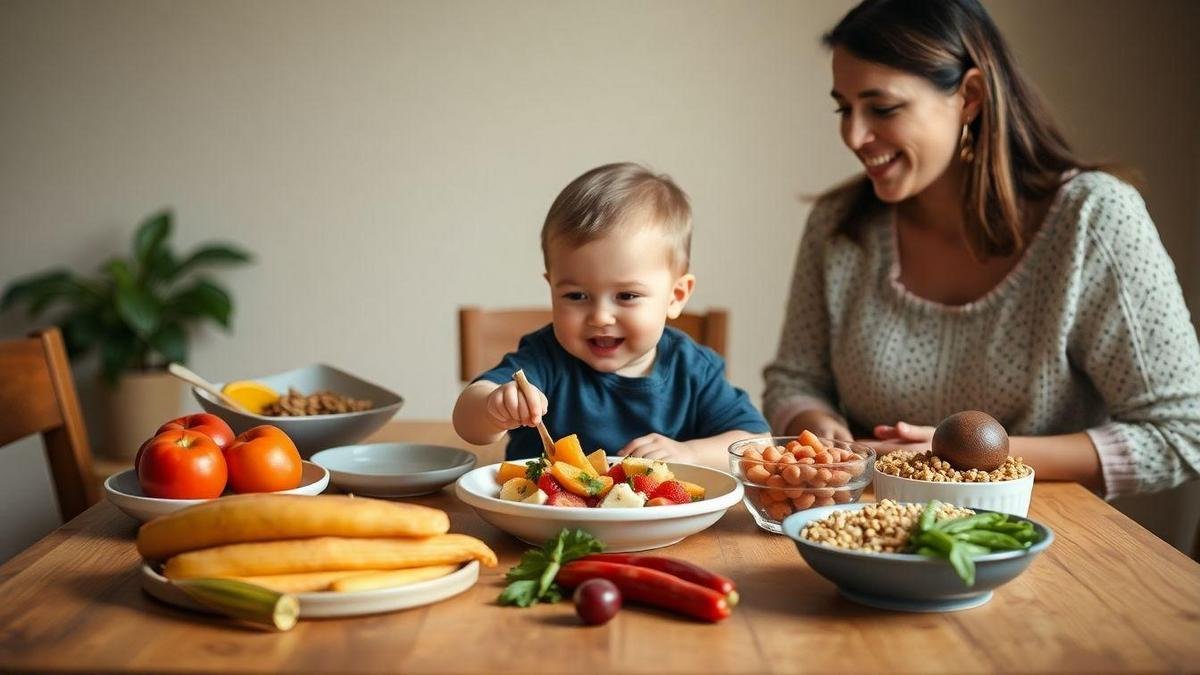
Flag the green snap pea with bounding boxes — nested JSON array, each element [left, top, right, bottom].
[[918, 501, 941, 532], [936, 512, 1006, 534], [953, 529, 1028, 550], [948, 542, 976, 587]]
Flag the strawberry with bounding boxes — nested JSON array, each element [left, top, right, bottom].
[[645, 497, 674, 507], [651, 480, 691, 505], [546, 491, 587, 508], [607, 463, 627, 484], [631, 474, 660, 497], [537, 473, 564, 497], [584, 495, 600, 508]]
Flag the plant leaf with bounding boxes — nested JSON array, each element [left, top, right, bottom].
[[166, 280, 232, 327], [171, 244, 252, 280], [115, 285, 161, 337], [134, 210, 172, 272], [148, 320, 188, 365], [1, 269, 77, 312], [144, 247, 179, 287], [61, 310, 105, 356], [104, 259, 136, 289], [100, 334, 138, 384]]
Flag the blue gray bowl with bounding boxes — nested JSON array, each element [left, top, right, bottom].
[[781, 503, 1054, 612], [192, 363, 404, 459]]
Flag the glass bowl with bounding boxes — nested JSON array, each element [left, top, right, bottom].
[[729, 436, 875, 534]]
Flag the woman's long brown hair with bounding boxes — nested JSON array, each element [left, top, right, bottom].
[[822, 0, 1098, 258]]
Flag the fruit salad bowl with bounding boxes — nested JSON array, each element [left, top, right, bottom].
[[191, 364, 404, 458], [454, 460, 743, 552]]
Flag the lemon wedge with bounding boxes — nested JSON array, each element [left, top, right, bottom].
[[221, 380, 280, 414]]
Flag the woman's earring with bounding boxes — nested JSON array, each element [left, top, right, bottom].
[[959, 123, 976, 163]]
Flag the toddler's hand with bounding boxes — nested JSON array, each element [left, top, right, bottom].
[[618, 433, 697, 463], [485, 381, 548, 431]]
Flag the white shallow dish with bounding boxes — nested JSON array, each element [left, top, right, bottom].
[[105, 461, 330, 522], [192, 363, 404, 458], [311, 443, 477, 498], [455, 459, 743, 552], [872, 469, 1034, 516], [141, 560, 480, 618]]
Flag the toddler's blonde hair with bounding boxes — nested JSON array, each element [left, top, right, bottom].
[[541, 162, 692, 273]]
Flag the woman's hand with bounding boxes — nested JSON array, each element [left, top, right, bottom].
[[860, 421, 935, 455], [618, 433, 698, 463], [785, 410, 852, 442], [484, 381, 548, 430]]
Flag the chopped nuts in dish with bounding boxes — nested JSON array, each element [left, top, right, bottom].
[[800, 499, 974, 553], [260, 388, 373, 416], [875, 450, 1031, 483]]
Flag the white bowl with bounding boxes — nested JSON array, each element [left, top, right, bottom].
[[192, 363, 404, 458], [454, 460, 743, 552], [872, 469, 1035, 516], [311, 443, 477, 498], [105, 461, 330, 522]]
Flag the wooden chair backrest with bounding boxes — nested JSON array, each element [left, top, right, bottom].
[[458, 306, 728, 382], [0, 328, 98, 521]]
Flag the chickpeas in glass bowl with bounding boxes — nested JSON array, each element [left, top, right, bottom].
[[729, 434, 875, 534]]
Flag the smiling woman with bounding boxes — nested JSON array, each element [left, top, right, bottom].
[[762, 0, 1200, 502]]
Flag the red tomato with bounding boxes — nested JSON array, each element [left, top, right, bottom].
[[224, 425, 303, 493], [137, 430, 228, 499], [156, 413, 236, 450]]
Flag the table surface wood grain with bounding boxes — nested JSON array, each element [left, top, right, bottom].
[[3, 420, 1199, 674]]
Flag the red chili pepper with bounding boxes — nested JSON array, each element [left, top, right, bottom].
[[576, 553, 739, 606], [557, 560, 731, 622]]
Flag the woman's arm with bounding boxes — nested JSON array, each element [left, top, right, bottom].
[[863, 424, 1102, 489], [762, 196, 851, 438]]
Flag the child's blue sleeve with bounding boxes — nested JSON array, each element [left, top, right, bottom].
[[472, 328, 556, 393], [692, 357, 770, 438]]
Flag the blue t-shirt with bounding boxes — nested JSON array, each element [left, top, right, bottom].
[[476, 325, 770, 461]]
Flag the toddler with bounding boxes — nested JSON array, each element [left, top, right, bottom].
[[452, 162, 768, 466]]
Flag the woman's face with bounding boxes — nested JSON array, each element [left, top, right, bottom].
[[830, 47, 969, 204]]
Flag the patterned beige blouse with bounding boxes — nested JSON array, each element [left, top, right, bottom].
[[762, 171, 1200, 498]]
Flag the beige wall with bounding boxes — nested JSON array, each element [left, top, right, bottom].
[[2, 0, 1197, 560]]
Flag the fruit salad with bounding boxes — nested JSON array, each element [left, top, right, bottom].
[[493, 434, 705, 508]]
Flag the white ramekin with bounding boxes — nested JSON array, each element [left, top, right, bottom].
[[872, 469, 1035, 516]]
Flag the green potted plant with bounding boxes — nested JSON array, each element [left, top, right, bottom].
[[1, 209, 252, 458]]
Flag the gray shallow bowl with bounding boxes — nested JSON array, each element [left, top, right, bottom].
[[192, 363, 404, 458], [782, 503, 1054, 612], [311, 443, 477, 498]]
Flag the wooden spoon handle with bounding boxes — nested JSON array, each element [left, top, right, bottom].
[[512, 369, 555, 457], [168, 362, 250, 413]]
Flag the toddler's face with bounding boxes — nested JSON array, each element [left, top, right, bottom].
[[545, 227, 694, 377]]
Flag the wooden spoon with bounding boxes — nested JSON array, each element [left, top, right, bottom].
[[513, 369, 556, 459], [168, 362, 251, 413]]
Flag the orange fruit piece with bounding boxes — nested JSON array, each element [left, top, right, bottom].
[[221, 380, 280, 414]]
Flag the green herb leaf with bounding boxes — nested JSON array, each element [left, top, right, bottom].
[[524, 459, 545, 482], [498, 580, 539, 608], [498, 529, 604, 607]]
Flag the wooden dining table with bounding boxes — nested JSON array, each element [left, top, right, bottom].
[[1, 419, 1198, 673]]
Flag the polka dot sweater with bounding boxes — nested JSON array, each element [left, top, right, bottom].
[[762, 171, 1200, 499]]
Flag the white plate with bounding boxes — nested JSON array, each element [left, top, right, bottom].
[[311, 443, 477, 498], [105, 461, 330, 523], [455, 459, 743, 552], [141, 560, 480, 618]]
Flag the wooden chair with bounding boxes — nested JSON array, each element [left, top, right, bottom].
[[458, 306, 728, 382], [0, 327, 99, 521]]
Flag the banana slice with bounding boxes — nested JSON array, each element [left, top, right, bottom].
[[499, 477, 538, 501]]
